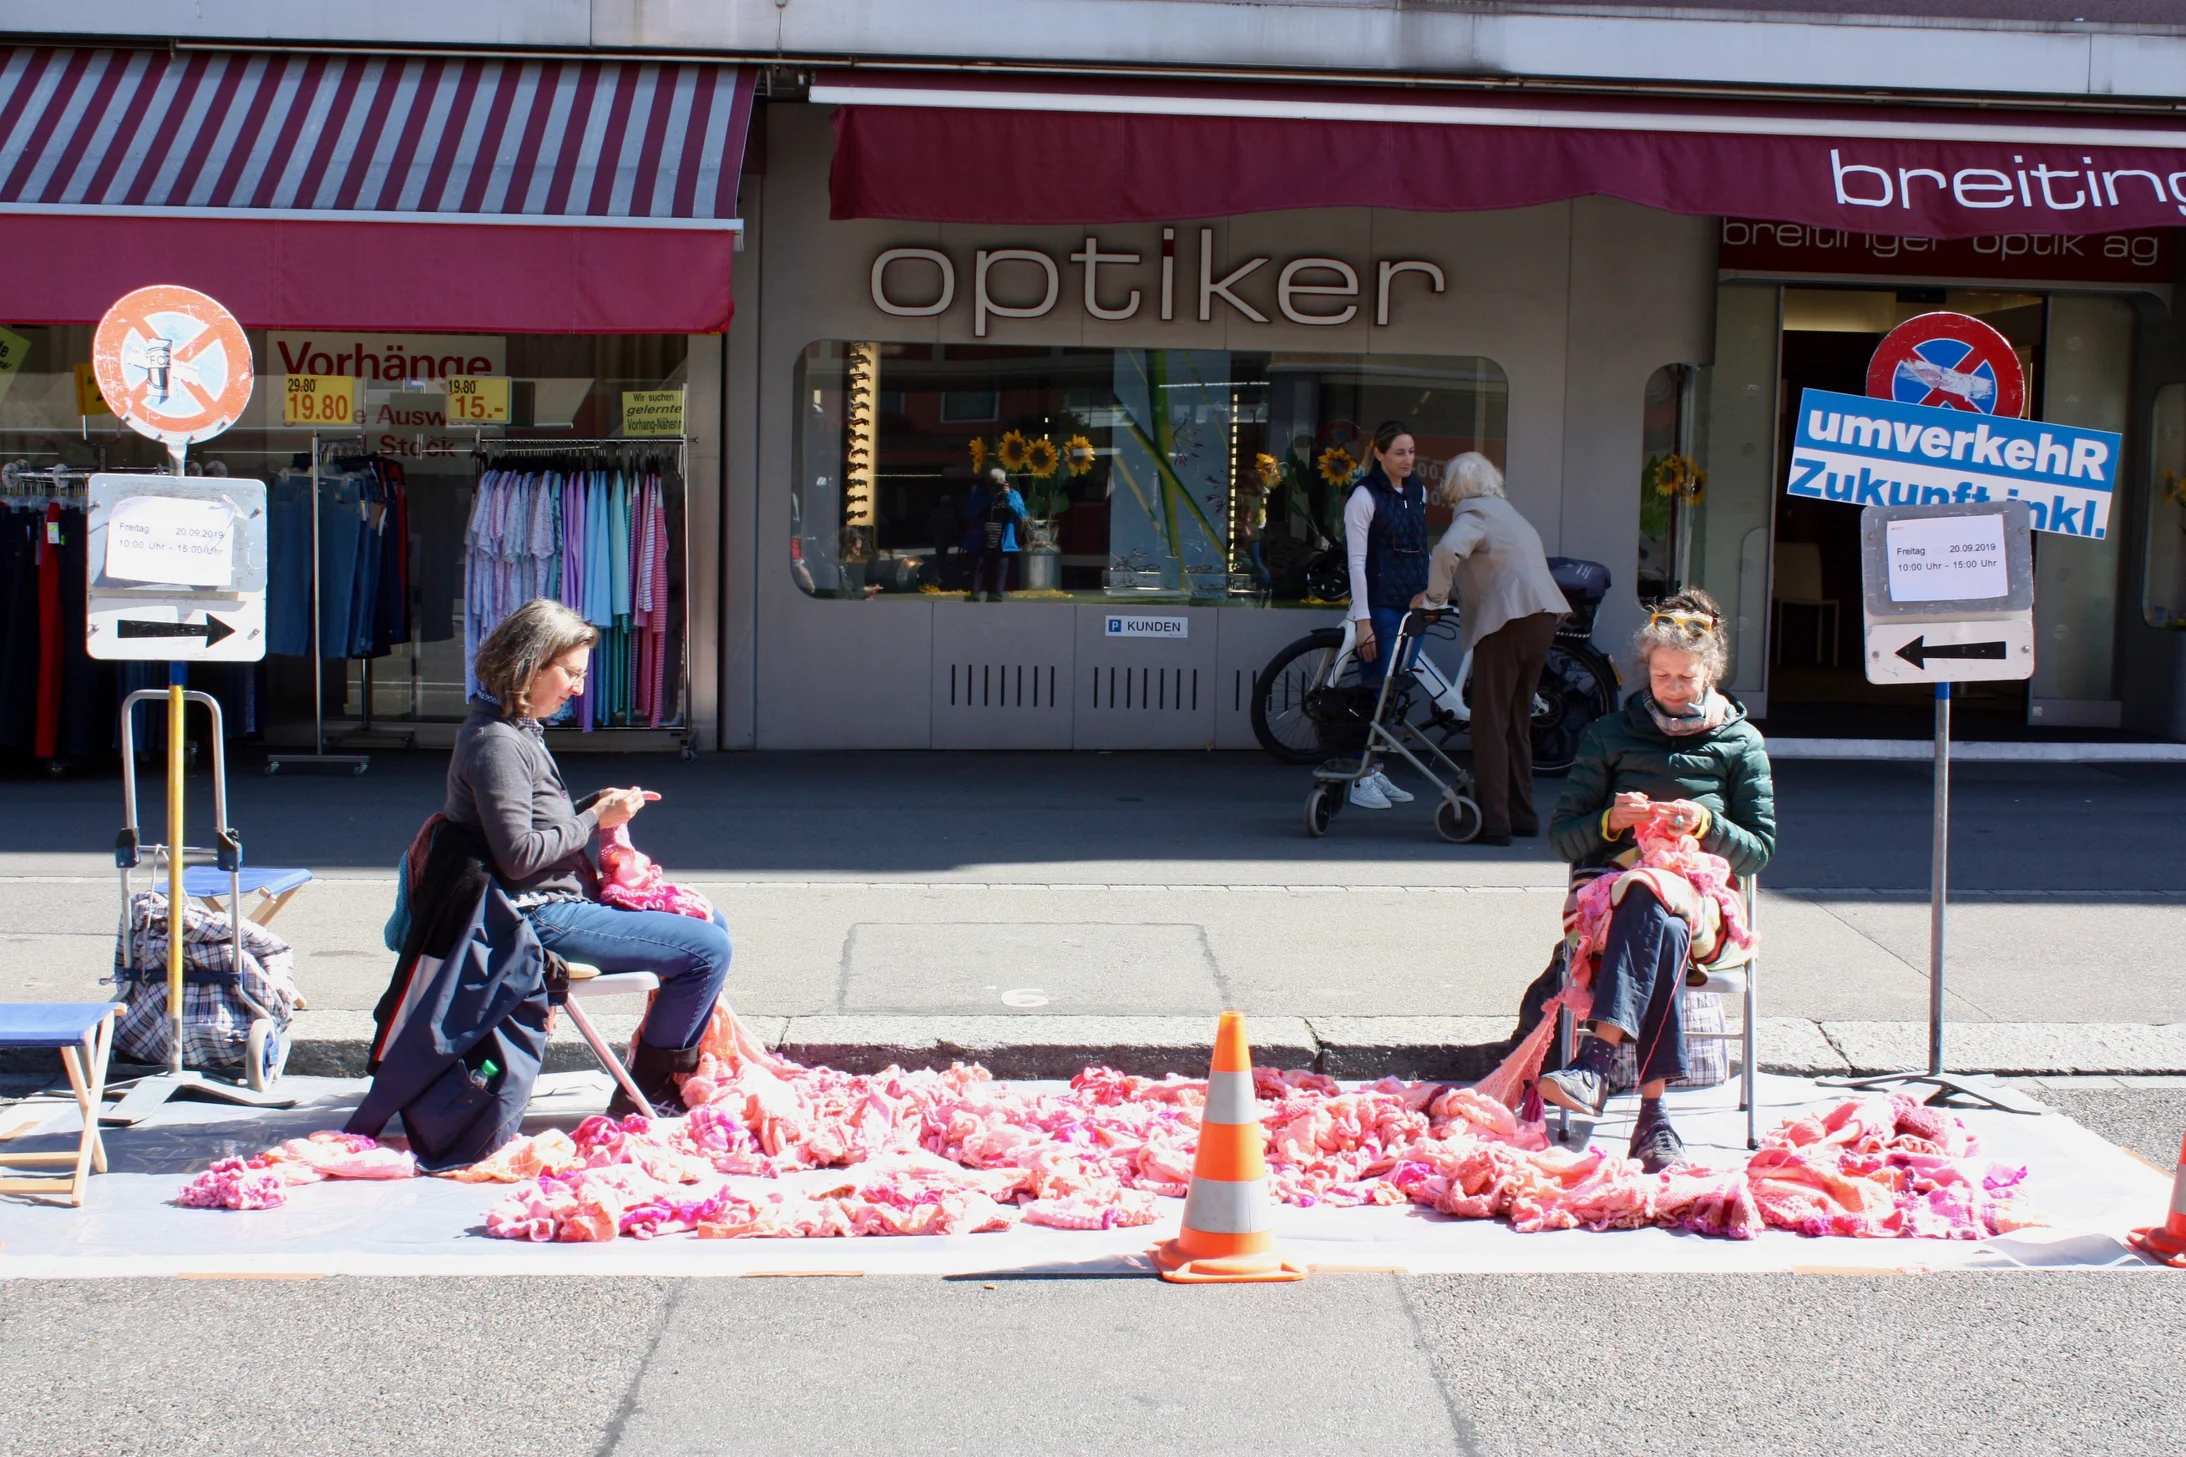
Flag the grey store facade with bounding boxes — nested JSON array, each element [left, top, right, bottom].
[[715, 78, 2186, 749]]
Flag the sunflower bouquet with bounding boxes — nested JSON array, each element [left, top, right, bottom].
[[967, 424, 1098, 522], [1651, 453, 1706, 504]]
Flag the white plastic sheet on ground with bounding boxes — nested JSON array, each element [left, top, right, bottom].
[[0, 1072, 2166, 1277]]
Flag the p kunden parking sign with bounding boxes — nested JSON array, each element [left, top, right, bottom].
[[1785, 387, 2120, 538]]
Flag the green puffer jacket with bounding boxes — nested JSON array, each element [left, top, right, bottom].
[[1547, 692, 1776, 879]]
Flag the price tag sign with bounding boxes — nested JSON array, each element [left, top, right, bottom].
[[1884, 513, 2009, 603], [621, 389, 685, 437], [443, 375, 510, 423], [0, 324, 26, 408], [282, 374, 358, 427], [75, 362, 111, 416]]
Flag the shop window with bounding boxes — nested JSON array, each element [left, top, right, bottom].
[[2147, 382, 2186, 630], [0, 323, 691, 751], [1637, 365, 1699, 603], [791, 342, 1508, 603]]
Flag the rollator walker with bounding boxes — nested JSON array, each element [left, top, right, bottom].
[[1303, 607, 1483, 843]]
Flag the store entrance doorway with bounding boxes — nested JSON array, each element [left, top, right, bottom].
[[1768, 288, 2044, 737]]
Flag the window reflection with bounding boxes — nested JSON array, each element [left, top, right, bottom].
[[792, 343, 1508, 605]]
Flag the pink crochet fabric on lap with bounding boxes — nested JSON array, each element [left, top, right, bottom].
[[597, 825, 715, 921]]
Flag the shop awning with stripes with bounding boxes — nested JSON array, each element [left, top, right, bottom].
[[821, 72, 2186, 239], [0, 48, 754, 332]]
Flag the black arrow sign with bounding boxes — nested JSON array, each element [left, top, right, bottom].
[[1896, 635, 2006, 669], [117, 616, 235, 648]]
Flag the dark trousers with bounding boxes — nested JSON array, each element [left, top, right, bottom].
[[970, 548, 1014, 597], [1591, 882, 1691, 1087], [1469, 611, 1560, 835]]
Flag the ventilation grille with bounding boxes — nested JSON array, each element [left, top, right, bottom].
[[1089, 666, 1199, 712], [947, 663, 1060, 709]]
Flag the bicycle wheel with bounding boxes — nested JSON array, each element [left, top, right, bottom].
[[1253, 628, 1361, 764], [1529, 643, 1616, 776]]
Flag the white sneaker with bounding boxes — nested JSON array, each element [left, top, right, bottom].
[[1348, 776, 1392, 810], [1370, 770, 1414, 803]]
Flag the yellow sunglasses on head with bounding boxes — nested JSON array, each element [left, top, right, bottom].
[[1647, 610, 1717, 638]]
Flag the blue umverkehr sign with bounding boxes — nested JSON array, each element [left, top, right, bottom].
[[1785, 387, 2118, 538]]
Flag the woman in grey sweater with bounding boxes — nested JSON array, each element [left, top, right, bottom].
[[448, 598, 730, 1115]]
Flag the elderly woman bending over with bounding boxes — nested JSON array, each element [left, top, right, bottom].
[[1538, 590, 1773, 1171], [451, 598, 732, 1116], [1413, 452, 1570, 845]]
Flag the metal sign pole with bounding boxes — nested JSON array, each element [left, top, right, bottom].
[[1930, 681, 1949, 1078], [164, 677, 186, 1077], [1822, 500, 2043, 1115]]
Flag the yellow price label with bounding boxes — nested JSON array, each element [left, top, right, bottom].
[[443, 375, 510, 424], [282, 374, 359, 427], [621, 389, 685, 437], [75, 362, 111, 416]]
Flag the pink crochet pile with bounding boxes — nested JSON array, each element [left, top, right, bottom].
[[178, 1006, 2037, 1244], [597, 825, 714, 921], [175, 1131, 417, 1210]]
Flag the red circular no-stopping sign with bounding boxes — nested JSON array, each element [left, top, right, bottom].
[[1867, 311, 2025, 417], [91, 284, 255, 448]]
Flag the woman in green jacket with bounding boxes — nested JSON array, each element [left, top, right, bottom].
[[1538, 588, 1775, 1172]]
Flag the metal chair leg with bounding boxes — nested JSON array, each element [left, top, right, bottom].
[[1555, 947, 1574, 1145], [561, 997, 655, 1118]]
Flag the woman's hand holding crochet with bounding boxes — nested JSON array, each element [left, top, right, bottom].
[[594, 787, 660, 829], [1605, 791, 1653, 832]]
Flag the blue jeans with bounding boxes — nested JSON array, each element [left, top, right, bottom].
[[1589, 883, 1690, 1087], [1360, 606, 1421, 688], [523, 901, 732, 1050]]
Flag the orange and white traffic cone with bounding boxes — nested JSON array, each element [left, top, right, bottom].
[[2128, 1129, 2186, 1269], [1152, 1011, 1306, 1284]]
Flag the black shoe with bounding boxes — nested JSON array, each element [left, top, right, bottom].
[[1511, 824, 1540, 839], [607, 1041, 702, 1119], [1629, 1111, 1686, 1174], [1477, 831, 1513, 847], [1538, 1037, 1615, 1117]]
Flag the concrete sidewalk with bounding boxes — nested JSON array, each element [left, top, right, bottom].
[[4, 749, 2181, 1078]]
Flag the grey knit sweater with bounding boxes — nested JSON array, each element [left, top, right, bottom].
[[444, 702, 601, 901]]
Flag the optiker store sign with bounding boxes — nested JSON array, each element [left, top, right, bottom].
[[1786, 388, 2120, 538]]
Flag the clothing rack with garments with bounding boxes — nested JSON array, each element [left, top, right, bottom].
[[0, 463, 103, 771], [465, 438, 691, 751], [0, 461, 263, 769], [264, 433, 401, 775]]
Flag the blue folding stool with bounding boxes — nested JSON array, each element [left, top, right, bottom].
[[0, 1002, 123, 1206]]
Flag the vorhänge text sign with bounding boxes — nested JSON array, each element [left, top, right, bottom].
[[1785, 387, 2119, 538], [1885, 513, 2009, 603]]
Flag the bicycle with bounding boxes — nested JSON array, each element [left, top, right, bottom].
[[1251, 557, 1620, 775]]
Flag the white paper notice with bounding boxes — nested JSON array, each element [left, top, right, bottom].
[[105, 494, 236, 588], [1885, 513, 2009, 603]]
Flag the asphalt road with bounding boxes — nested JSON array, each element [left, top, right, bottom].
[[3, 1088, 2179, 1457]]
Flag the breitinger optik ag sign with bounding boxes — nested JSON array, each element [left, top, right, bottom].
[[871, 230, 1446, 336], [1786, 387, 2120, 538]]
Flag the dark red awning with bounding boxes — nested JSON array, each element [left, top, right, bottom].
[[0, 48, 754, 332], [822, 72, 2186, 239]]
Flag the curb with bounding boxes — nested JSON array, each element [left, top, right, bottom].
[[16, 1014, 2185, 1083]]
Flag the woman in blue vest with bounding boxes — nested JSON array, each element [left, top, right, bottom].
[[1342, 419, 1430, 810]]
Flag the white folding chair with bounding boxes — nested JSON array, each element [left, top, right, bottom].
[[1686, 876, 1760, 1150], [1553, 874, 1760, 1150], [554, 965, 660, 1118]]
